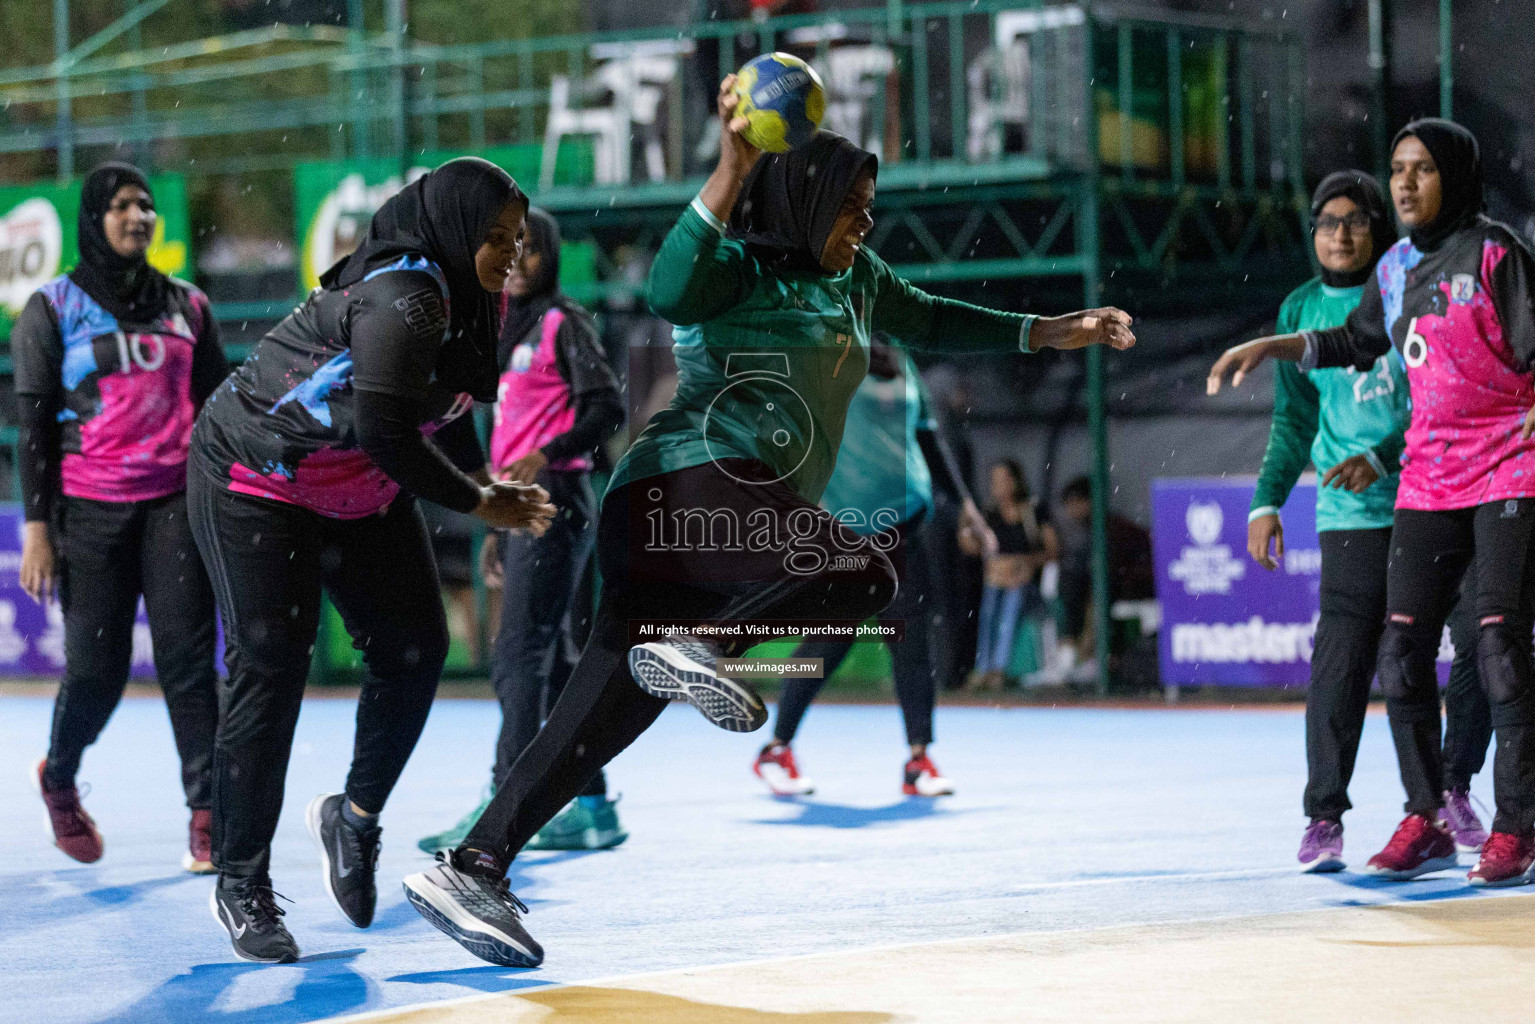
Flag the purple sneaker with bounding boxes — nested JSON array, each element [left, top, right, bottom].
[[1442, 788, 1489, 853], [1298, 819, 1345, 873]]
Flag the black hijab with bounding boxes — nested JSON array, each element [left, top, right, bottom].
[[728, 131, 877, 274], [322, 156, 527, 401], [70, 162, 172, 323], [498, 206, 563, 366], [1310, 169, 1395, 288], [1392, 118, 1484, 251]]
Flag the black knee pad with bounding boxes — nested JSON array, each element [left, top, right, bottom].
[[1477, 621, 1535, 727], [1378, 621, 1440, 723]]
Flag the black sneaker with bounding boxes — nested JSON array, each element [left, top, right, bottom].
[[209, 875, 299, 963], [627, 631, 767, 732], [306, 793, 381, 928], [402, 852, 543, 967]]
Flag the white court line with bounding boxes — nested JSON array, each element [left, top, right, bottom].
[[317, 864, 1353, 1024]]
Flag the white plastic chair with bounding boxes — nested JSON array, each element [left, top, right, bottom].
[[821, 45, 895, 153], [540, 74, 626, 190], [592, 56, 677, 184]]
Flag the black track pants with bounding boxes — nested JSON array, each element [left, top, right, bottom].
[[43, 492, 218, 808], [188, 467, 449, 879], [1378, 503, 1535, 835], [1302, 528, 1490, 821], [462, 459, 898, 868]]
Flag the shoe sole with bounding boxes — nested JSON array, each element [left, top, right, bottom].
[[306, 793, 372, 929], [628, 644, 766, 733], [1362, 854, 1459, 880], [401, 873, 542, 968], [1299, 854, 1346, 874], [208, 887, 299, 964]]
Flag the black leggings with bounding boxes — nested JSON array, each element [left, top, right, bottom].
[[43, 492, 219, 807], [463, 460, 898, 869], [187, 467, 449, 879], [1303, 527, 1490, 822], [1379, 503, 1535, 835], [491, 470, 603, 798], [776, 516, 937, 749]]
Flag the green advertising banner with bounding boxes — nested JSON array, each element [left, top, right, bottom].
[[295, 142, 596, 293], [0, 174, 190, 334]]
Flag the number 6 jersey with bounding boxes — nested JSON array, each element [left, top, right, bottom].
[[1305, 215, 1535, 511]]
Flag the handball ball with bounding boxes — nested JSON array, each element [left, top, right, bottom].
[[732, 53, 826, 153]]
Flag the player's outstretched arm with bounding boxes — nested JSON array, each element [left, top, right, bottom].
[[1205, 334, 1307, 394], [1028, 308, 1136, 352]]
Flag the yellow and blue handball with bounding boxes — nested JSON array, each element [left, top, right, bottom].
[[732, 53, 826, 153]]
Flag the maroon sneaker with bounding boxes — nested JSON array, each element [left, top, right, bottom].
[[35, 759, 103, 864], [183, 809, 215, 874], [1468, 831, 1535, 888], [1363, 813, 1458, 879]]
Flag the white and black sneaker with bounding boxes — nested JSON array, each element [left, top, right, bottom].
[[210, 875, 300, 963], [307, 793, 381, 928], [628, 631, 766, 732], [402, 852, 544, 967]]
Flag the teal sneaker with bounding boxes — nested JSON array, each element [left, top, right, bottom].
[[417, 785, 495, 855], [524, 796, 628, 851]]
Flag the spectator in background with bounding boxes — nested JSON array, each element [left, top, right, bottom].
[[1054, 475, 1154, 680], [961, 459, 1058, 690]]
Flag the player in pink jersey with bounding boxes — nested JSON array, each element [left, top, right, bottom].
[[1209, 120, 1535, 886], [12, 163, 229, 876]]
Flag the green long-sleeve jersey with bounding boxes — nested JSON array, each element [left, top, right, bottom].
[[1249, 276, 1409, 533], [611, 197, 1035, 503]]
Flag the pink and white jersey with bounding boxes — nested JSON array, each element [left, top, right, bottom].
[[490, 308, 590, 472], [1312, 219, 1535, 511], [29, 276, 218, 503]]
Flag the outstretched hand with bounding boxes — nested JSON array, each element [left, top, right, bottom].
[[1207, 335, 1309, 395], [1206, 339, 1275, 394], [1035, 308, 1136, 352]]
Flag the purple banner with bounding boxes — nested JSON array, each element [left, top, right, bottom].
[[0, 503, 222, 677], [1151, 477, 1451, 686]]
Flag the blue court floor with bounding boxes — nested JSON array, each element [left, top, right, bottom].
[[0, 693, 1512, 1024]]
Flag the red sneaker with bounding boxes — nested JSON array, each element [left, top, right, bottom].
[[753, 743, 815, 796], [1363, 813, 1457, 879], [183, 808, 215, 874], [902, 755, 955, 797], [35, 759, 103, 864], [1468, 831, 1535, 888]]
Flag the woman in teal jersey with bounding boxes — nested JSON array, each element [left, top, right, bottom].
[[1248, 171, 1490, 873], [404, 73, 1135, 967]]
